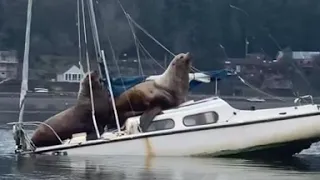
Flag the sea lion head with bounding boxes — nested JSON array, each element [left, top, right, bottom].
[[155, 52, 192, 100], [82, 70, 102, 88], [79, 70, 105, 98], [170, 52, 192, 70], [165, 52, 192, 81]]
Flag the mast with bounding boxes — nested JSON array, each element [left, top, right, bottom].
[[15, 0, 33, 151], [80, 0, 101, 138], [86, 0, 121, 133], [19, 0, 33, 123], [86, 0, 105, 80]]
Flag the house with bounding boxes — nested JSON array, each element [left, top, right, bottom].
[[276, 50, 320, 68], [0, 50, 19, 79], [56, 65, 84, 83], [224, 53, 268, 75]]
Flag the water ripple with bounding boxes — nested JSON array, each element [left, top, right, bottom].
[[1, 129, 320, 179]]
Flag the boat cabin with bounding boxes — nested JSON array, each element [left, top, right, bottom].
[[113, 97, 235, 135]]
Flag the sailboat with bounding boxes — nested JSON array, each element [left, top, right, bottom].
[[8, 0, 320, 159]]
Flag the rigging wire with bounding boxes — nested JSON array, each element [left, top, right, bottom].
[[92, 0, 122, 133], [101, 49, 122, 133], [229, 4, 314, 97], [219, 44, 286, 102], [105, 30, 135, 115], [77, 0, 83, 72], [129, 20, 144, 76], [77, 0, 85, 99], [86, 0, 101, 61], [86, 0, 107, 82], [136, 38, 165, 70], [115, 0, 200, 73], [138, 41, 161, 74], [114, 0, 285, 102], [115, 0, 144, 76]]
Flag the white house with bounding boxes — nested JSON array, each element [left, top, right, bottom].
[[56, 65, 84, 83]]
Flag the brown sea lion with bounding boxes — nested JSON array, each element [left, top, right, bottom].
[[115, 52, 192, 132], [30, 70, 112, 147]]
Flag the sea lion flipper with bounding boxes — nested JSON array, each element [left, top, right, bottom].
[[139, 106, 162, 132]]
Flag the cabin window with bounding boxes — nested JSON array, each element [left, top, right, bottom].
[[145, 119, 175, 132], [65, 74, 68, 80], [78, 74, 82, 81], [183, 112, 219, 127]]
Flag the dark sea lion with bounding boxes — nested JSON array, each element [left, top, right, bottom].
[[30, 70, 112, 147], [115, 52, 192, 132]]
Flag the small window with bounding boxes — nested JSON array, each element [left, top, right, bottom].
[[78, 74, 82, 81], [65, 74, 68, 80], [72, 74, 77, 81], [183, 112, 219, 127], [145, 119, 175, 132], [68, 74, 72, 80]]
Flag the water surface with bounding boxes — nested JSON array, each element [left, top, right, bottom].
[[1, 125, 320, 179]]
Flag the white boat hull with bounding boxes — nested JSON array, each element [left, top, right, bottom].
[[31, 110, 320, 158]]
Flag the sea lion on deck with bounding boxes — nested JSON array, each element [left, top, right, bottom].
[[115, 52, 192, 132], [30, 70, 112, 147]]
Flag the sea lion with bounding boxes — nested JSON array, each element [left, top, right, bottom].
[[30, 70, 112, 147], [115, 52, 192, 132]]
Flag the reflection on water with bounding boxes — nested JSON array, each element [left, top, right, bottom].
[[1, 129, 320, 179]]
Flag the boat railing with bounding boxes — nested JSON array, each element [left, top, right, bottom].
[[294, 95, 314, 105], [7, 121, 64, 151]]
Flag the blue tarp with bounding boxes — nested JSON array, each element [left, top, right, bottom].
[[106, 69, 235, 97]]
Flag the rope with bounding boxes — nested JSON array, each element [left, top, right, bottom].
[[8, 121, 65, 149], [81, 0, 100, 139], [237, 76, 286, 102], [20, 121, 64, 145], [20, 128, 36, 150]]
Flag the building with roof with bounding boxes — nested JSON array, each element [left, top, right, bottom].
[[0, 50, 19, 79], [276, 50, 320, 68], [56, 65, 84, 83]]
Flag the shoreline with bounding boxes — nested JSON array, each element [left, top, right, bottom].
[[0, 92, 317, 112], [0, 91, 315, 112], [0, 92, 315, 125]]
